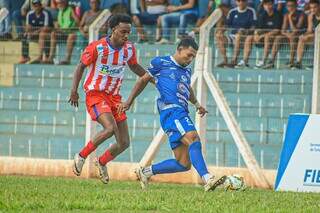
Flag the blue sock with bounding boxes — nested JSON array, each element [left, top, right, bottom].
[[151, 159, 188, 175], [189, 141, 209, 177]]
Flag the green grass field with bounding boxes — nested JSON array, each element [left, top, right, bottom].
[[1, 175, 320, 212]]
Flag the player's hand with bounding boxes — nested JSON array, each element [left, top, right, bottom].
[[117, 101, 131, 114], [68, 90, 79, 108], [197, 106, 208, 117]]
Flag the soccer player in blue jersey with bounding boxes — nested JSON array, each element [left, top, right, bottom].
[[118, 37, 226, 191]]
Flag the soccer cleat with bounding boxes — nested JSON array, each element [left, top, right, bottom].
[[95, 159, 109, 184], [135, 167, 149, 189], [73, 153, 85, 176], [204, 175, 227, 192]]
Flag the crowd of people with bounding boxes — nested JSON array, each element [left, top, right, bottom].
[[0, 0, 319, 68]]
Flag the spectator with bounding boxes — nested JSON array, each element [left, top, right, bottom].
[[45, 0, 80, 65], [0, 0, 11, 40], [12, 0, 51, 39], [265, 0, 305, 68], [188, 0, 217, 37], [294, 0, 320, 69], [132, 0, 168, 43], [215, 0, 257, 67], [236, 0, 282, 68], [222, 0, 254, 8], [19, 0, 53, 64], [157, 0, 199, 44], [79, 0, 101, 39]]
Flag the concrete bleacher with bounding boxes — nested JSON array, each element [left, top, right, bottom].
[[0, 43, 313, 169]]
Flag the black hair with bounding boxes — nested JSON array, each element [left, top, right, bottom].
[[177, 36, 199, 51], [108, 14, 132, 29], [262, 0, 274, 4], [286, 0, 297, 4], [309, 0, 320, 4]]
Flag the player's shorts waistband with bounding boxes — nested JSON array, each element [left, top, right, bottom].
[[158, 103, 182, 111]]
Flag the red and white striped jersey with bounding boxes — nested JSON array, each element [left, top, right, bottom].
[[81, 37, 137, 95]]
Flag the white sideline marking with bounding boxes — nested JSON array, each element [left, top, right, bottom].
[[18, 92, 22, 110], [56, 93, 60, 112], [33, 115, 37, 134], [37, 92, 41, 111], [28, 139, 31, 157], [41, 69, 44, 87]]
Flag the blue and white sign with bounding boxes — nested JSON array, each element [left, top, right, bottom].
[[275, 114, 320, 192]]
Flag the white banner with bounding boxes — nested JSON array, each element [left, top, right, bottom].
[[275, 114, 320, 192]]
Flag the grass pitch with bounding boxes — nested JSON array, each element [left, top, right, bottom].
[[0, 175, 319, 212]]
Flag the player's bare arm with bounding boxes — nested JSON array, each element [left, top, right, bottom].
[[129, 63, 156, 84], [189, 87, 208, 117], [118, 72, 153, 113], [68, 62, 86, 107]]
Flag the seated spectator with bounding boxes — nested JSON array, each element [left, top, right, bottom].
[[215, 0, 257, 67], [188, 0, 218, 37], [12, 0, 52, 39], [157, 0, 199, 44], [0, 0, 11, 40], [294, 0, 320, 69], [236, 0, 282, 68], [265, 0, 305, 68], [132, 0, 168, 43], [79, 0, 101, 39], [222, 0, 254, 8], [45, 0, 80, 65], [19, 0, 53, 64]]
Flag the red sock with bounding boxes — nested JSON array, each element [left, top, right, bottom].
[[99, 149, 115, 166], [79, 141, 96, 158]]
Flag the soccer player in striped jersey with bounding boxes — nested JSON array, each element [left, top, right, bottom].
[[118, 37, 227, 191], [69, 14, 147, 184]]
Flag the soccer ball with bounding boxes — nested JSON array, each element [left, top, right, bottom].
[[224, 174, 246, 191]]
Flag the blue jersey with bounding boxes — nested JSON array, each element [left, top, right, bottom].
[[147, 56, 192, 112]]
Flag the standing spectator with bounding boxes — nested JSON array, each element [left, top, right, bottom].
[[45, 0, 80, 65], [0, 0, 11, 40], [294, 0, 320, 69], [236, 0, 282, 68], [19, 0, 53, 64], [265, 0, 305, 68], [157, 0, 199, 44], [132, 0, 168, 43], [12, 0, 50, 39], [215, 0, 257, 67], [79, 0, 101, 39]]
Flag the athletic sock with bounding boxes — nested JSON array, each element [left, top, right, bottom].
[[142, 166, 153, 178], [189, 141, 209, 178], [98, 149, 114, 166], [79, 141, 96, 158], [151, 159, 188, 175], [202, 173, 212, 184]]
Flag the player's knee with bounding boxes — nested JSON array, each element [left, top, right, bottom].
[[101, 126, 114, 139], [184, 132, 200, 144], [119, 139, 130, 152]]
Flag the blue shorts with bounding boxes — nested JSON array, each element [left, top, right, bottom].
[[160, 107, 196, 150]]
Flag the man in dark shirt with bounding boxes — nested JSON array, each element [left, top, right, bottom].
[[215, 0, 257, 67], [19, 0, 53, 64], [236, 0, 282, 68], [266, 0, 305, 69]]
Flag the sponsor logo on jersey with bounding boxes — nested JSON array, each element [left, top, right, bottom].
[[181, 75, 187, 82], [99, 65, 123, 75]]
